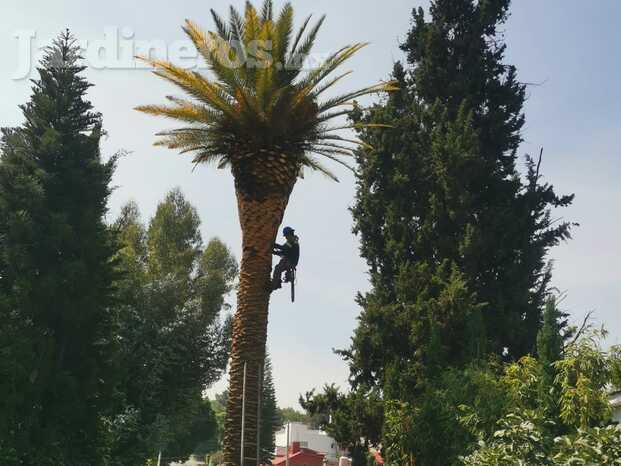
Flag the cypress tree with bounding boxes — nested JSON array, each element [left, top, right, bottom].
[[305, 2, 576, 464], [0, 31, 117, 465], [537, 299, 565, 375], [536, 298, 566, 424], [344, 0, 574, 396]]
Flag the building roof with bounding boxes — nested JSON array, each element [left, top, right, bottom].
[[272, 447, 325, 465]]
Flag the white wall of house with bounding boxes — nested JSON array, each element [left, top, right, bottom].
[[275, 422, 341, 462]]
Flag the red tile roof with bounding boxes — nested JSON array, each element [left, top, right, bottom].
[[272, 447, 325, 465]]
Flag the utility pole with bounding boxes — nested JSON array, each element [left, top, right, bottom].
[[241, 362, 248, 466], [256, 363, 263, 466], [285, 422, 290, 466]]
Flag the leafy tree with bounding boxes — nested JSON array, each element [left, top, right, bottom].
[[107, 190, 236, 464], [377, 328, 621, 465], [461, 410, 553, 466], [209, 391, 229, 452], [135, 1, 394, 463], [552, 425, 621, 465], [555, 329, 613, 430], [181, 399, 220, 457], [537, 299, 565, 378], [300, 385, 384, 466], [461, 329, 621, 465], [380, 363, 510, 466], [278, 408, 311, 426], [0, 31, 117, 466]]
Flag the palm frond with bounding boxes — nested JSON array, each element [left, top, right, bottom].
[[315, 134, 374, 151], [308, 149, 355, 172], [135, 103, 220, 124], [320, 122, 395, 133], [294, 44, 367, 103], [137, 2, 395, 185], [273, 3, 293, 67], [260, 0, 273, 22], [300, 155, 340, 181], [286, 15, 326, 79], [318, 81, 398, 113], [290, 14, 312, 57], [243, 2, 260, 45], [210, 9, 231, 40], [309, 143, 357, 157], [138, 56, 237, 118], [229, 5, 247, 64], [309, 71, 353, 99]]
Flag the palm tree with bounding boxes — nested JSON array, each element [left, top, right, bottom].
[[136, 2, 394, 464]]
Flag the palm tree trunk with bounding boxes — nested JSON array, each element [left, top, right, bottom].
[[223, 189, 291, 466]]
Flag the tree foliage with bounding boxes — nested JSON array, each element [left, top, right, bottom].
[[378, 324, 621, 465], [300, 385, 384, 466], [136, 4, 395, 462], [461, 329, 621, 465], [345, 0, 574, 395], [0, 31, 117, 466], [278, 408, 311, 426], [136, 0, 397, 185], [324, 1, 575, 463], [207, 356, 282, 465], [106, 189, 237, 464], [260, 355, 281, 464]]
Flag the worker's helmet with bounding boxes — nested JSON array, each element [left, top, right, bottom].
[[283, 226, 295, 236]]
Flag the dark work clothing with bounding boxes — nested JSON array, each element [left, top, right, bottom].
[[273, 236, 300, 266], [273, 256, 293, 287], [272, 236, 299, 288]]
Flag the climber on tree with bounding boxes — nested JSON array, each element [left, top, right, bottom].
[[272, 226, 299, 291]]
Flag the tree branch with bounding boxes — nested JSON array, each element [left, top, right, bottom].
[[565, 310, 595, 349]]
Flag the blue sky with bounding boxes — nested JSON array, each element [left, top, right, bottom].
[[1, 1, 620, 408]]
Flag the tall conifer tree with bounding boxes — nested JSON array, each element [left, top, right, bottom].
[[259, 355, 280, 464], [0, 31, 117, 465], [344, 0, 574, 396], [305, 3, 575, 464], [536, 298, 566, 425]]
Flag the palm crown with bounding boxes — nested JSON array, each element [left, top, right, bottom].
[[137, 0, 395, 191]]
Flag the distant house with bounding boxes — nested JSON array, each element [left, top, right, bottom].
[[369, 448, 384, 466], [275, 422, 345, 464], [272, 442, 325, 466]]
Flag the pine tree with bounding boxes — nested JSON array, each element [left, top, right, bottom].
[[260, 355, 281, 464], [0, 31, 117, 465], [205, 356, 281, 464]]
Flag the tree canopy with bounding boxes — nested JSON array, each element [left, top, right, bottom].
[[345, 0, 574, 395], [0, 31, 117, 466], [107, 189, 237, 464], [306, 1, 577, 464]]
